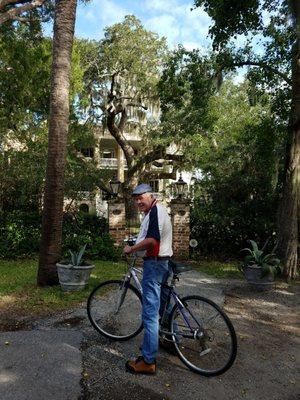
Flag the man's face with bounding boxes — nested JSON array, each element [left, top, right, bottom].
[[134, 192, 153, 213]]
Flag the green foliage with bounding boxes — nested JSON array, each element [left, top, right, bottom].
[[0, 132, 48, 212], [193, 0, 294, 124], [0, 30, 52, 135], [189, 81, 283, 256], [241, 239, 282, 277], [61, 213, 119, 261], [77, 15, 168, 131], [0, 1, 54, 29], [68, 244, 87, 266], [157, 47, 217, 147], [191, 190, 278, 257], [0, 211, 119, 261], [0, 29, 108, 209], [0, 211, 42, 257]]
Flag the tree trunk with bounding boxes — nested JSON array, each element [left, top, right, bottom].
[[123, 175, 139, 224], [37, 0, 77, 286], [277, 1, 300, 280]]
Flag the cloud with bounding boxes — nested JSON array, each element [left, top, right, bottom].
[[144, 14, 180, 45], [145, 0, 183, 14], [74, 0, 212, 50], [144, 1, 212, 49], [76, 0, 129, 38]]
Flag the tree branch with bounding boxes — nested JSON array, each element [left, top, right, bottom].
[[106, 111, 135, 166], [0, 1, 29, 11], [128, 148, 183, 179], [118, 108, 127, 132], [0, 0, 45, 24], [232, 60, 292, 86], [127, 102, 148, 110], [97, 180, 111, 194]]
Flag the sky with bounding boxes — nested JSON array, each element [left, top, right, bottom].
[[43, 0, 250, 82], [44, 0, 213, 52]]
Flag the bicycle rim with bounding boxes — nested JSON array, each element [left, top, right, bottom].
[[170, 295, 237, 376], [87, 280, 143, 341]]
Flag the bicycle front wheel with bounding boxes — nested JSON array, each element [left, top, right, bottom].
[[170, 295, 237, 376], [87, 280, 143, 341]]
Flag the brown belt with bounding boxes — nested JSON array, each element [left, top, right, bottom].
[[143, 256, 171, 261]]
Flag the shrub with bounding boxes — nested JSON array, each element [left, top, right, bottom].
[[0, 211, 41, 258], [0, 210, 119, 261], [190, 187, 278, 258]]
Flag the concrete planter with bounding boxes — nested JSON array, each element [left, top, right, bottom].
[[244, 264, 274, 291], [56, 263, 95, 291]]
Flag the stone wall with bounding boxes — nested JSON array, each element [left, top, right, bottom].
[[170, 199, 190, 259], [108, 199, 128, 246]]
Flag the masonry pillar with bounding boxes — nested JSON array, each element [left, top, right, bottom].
[[170, 199, 190, 259], [108, 198, 127, 246]]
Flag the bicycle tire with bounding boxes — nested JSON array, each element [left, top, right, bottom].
[[170, 295, 237, 376], [87, 280, 143, 341]]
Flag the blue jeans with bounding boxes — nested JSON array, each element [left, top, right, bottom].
[[141, 259, 171, 364]]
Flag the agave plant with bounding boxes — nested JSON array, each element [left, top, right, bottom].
[[242, 240, 282, 278], [69, 244, 87, 267]]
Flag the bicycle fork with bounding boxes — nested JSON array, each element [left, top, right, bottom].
[[114, 276, 132, 314]]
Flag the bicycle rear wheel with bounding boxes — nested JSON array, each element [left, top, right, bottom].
[[170, 295, 237, 376], [87, 280, 143, 341]]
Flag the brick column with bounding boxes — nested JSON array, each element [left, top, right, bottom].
[[170, 199, 190, 259], [108, 198, 127, 246]]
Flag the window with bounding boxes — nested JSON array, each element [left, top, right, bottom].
[[81, 148, 94, 158], [101, 149, 115, 158], [149, 180, 159, 193]]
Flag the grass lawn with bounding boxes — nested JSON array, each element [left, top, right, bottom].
[[190, 259, 243, 279], [0, 258, 125, 317], [0, 258, 242, 318]]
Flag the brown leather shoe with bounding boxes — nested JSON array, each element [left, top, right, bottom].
[[125, 356, 156, 375]]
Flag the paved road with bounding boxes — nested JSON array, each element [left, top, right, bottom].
[[0, 271, 225, 400], [0, 331, 82, 400]]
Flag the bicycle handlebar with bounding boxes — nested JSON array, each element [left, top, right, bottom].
[[123, 236, 137, 246]]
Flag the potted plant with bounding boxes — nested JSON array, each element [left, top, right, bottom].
[[56, 244, 94, 291], [240, 240, 282, 291]]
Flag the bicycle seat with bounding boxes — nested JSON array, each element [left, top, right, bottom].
[[169, 259, 193, 274]]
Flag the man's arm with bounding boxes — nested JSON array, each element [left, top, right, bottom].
[[124, 238, 157, 255]]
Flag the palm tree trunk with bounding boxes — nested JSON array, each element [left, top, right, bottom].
[[37, 0, 77, 286], [277, 1, 300, 280]]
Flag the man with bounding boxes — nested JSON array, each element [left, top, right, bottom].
[[123, 183, 173, 375]]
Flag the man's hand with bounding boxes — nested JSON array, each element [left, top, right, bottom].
[[123, 245, 133, 255]]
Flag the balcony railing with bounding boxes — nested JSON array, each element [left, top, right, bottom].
[[99, 158, 118, 167], [97, 130, 141, 141], [99, 158, 128, 169]]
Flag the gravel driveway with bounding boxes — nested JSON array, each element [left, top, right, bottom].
[[1, 270, 299, 400]]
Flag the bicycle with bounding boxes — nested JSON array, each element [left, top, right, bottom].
[[87, 240, 237, 376]]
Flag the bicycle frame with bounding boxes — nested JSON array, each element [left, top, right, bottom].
[[159, 284, 204, 340], [124, 254, 143, 293], [124, 255, 203, 340]]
